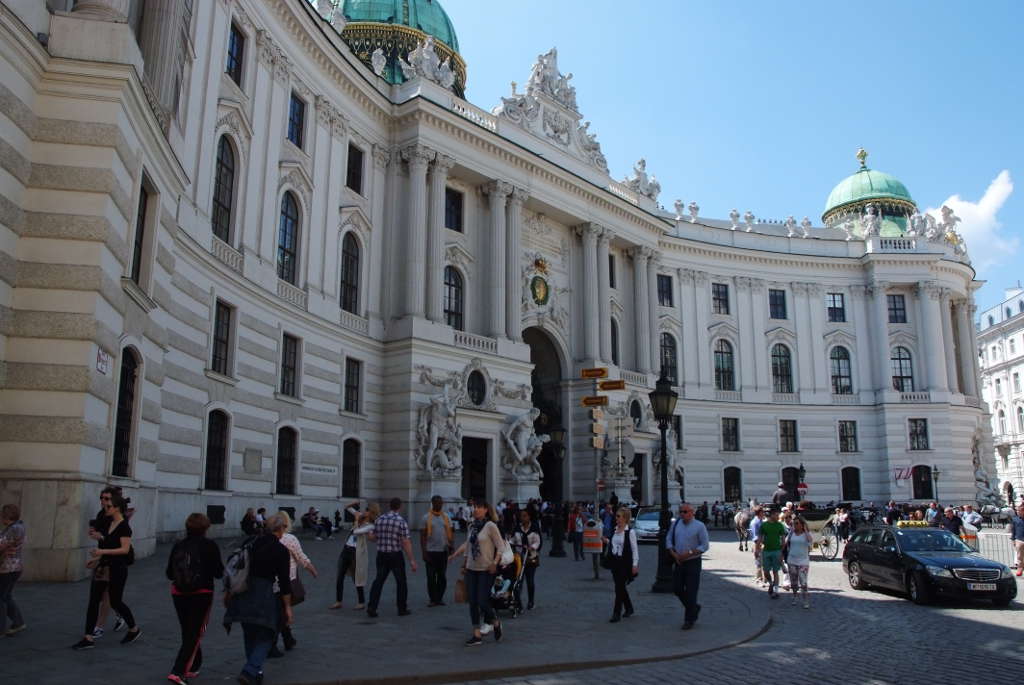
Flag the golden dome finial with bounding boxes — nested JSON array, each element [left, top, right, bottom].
[[856, 147, 868, 169]]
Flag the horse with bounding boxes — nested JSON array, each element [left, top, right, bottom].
[[734, 508, 753, 551]]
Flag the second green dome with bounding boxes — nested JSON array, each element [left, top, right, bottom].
[[342, 0, 459, 52]]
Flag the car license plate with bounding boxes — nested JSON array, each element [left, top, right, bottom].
[[967, 583, 997, 591]]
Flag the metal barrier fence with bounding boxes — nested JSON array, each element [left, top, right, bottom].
[[977, 530, 1016, 567]]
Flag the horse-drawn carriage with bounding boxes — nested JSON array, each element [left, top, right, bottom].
[[735, 507, 840, 559]]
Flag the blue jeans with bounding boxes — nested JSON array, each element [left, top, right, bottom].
[[672, 558, 702, 623], [241, 623, 275, 678], [465, 569, 495, 627], [0, 572, 23, 632]]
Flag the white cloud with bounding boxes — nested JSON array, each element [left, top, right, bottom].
[[924, 170, 1015, 271]]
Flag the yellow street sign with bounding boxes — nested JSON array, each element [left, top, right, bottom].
[[580, 367, 608, 379], [590, 408, 605, 421], [581, 395, 609, 407], [598, 379, 626, 391], [591, 423, 606, 435], [591, 436, 606, 449]]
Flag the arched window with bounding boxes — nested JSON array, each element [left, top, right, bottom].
[[277, 192, 300, 285], [781, 466, 800, 500], [204, 410, 229, 490], [998, 410, 1007, 435], [212, 136, 236, 243], [723, 466, 742, 503], [911, 464, 933, 500], [111, 349, 140, 477], [630, 400, 643, 428], [1018, 406, 1024, 432], [610, 319, 619, 366], [841, 466, 862, 501], [891, 347, 914, 392], [771, 344, 793, 394], [443, 266, 464, 330], [660, 333, 678, 384], [467, 370, 486, 406], [830, 346, 853, 395], [276, 427, 297, 495], [342, 438, 360, 497], [714, 339, 734, 391], [340, 232, 360, 314]]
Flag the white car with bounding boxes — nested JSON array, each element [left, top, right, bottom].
[[633, 508, 674, 543]]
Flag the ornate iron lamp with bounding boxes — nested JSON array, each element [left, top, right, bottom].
[[649, 370, 678, 592], [548, 425, 567, 557]]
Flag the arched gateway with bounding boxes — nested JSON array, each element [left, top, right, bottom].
[[523, 327, 566, 502]]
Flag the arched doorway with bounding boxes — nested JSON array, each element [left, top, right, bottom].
[[523, 327, 564, 502]]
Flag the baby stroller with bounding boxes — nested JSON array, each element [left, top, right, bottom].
[[490, 552, 524, 618]]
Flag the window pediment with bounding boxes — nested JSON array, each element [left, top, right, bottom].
[[823, 329, 856, 349], [340, 204, 372, 236]]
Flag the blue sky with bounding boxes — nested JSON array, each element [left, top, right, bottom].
[[442, 0, 1022, 314]]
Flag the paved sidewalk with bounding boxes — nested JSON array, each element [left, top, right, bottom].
[[4, 528, 768, 684]]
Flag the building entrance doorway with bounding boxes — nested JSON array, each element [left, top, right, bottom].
[[523, 327, 564, 502], [461, 438, 489, 501]]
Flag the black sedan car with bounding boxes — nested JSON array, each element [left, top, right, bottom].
[[842, 524, 1017, 606]]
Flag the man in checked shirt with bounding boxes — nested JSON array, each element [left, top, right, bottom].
[[366, 498, 418, 617]]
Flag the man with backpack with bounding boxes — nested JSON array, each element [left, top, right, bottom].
[[164, 513, 223, 685]]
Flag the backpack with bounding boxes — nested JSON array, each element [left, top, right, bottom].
[[170, 539, 204, 593], [223, 535, 258, 594]]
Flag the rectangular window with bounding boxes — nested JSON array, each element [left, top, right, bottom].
[[887, 294, 907, 323], [280, 334, 299, 397], [287, 93, 305, 148], [838, 420, 858, 453], [1014, 372, 1021, 394], [226, 23, 245, 86], [826, 292, 846, 322], [672, 415, 683, 450], [712, 282, 730, 315], [444, 187, 463, 231], [211, 300, 233, 376], [346, 143, 364, 194], [909, 418, 929, 450], [130, 182, 149, 285], [721, 417, 739, 452], [779, 419, 798, 453], [344, 358, 362, 414], [657, 274, 673, 307], [608, 254, 616, 289], [769, 289, 787, 319]]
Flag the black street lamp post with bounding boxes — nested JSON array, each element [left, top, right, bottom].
[[649, 370, 679, 593], [548, 425, 567, 557], [797, 462, 806, 502]]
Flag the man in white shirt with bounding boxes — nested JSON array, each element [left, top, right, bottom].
[[961, 504, 983, 529]]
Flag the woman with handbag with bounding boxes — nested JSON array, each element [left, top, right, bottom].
[[449, 500, 505, 646], [603, 507, 639, 623], [510, 510, 541, 610], [72, 491, 141, 649], [330, 501, 377, 610], [271, 512, 317, 656]]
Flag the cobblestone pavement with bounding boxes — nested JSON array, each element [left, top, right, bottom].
[[466, 530, 1024, 685], [4, 527, 769, 685]]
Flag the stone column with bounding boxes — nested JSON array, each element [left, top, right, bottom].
[[630, 247, 651, 373], [955, 300, 978, 397], [647, 255, 661, 375], [368, 144, 390, 322], [597, 229, 612, 362], [136, 0, 186, 126], [807, 283, 827, 394], [402, 145, 435, 318], [576, 224, 601, 361], [693, 270, 711, 392], [505, 188, 528, 341], [792, 283, 814, 393], [751, 279, 769, 391], [736, 277, 756, 391], [870, 281, 891, 392], [678, 269, 699, 394], [966, 300, 982, 396], [484, 181, 512, 338], [426, 154, 455, 323], [72, 0, 130, 21], [917, 281, 948, 393], [940, 290, 959, 393], [850, 286, 874, 396]]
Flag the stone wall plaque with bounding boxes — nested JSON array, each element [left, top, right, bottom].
[[243, 448, 262, 474]]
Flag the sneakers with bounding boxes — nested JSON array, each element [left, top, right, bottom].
[[166, 675, 188, 685], [493, 622, 503, 642], [397, 609, 412, 617], [803, 601, 811, 610], [329, 602, 342, 610], [366, 609, 378, 618], [120, 628, 142, 645], [91, 627, 104, 639], [5, 624, 26, 636], [791, 597, 797, 606], [1017, 569, 1022, 577], [71, 638, 95, 650], [185, 672, 201, 679], [113, 616, 127, 632], [479, 623, 493, 635], [353, 603, 365, 610], [464, 636, 482, 647]]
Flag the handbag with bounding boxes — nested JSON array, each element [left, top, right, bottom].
[[600, 542, 613, 570], [454, 577, 467, 603], [499, 536, 514, 567], [290, 574, 306, 606]]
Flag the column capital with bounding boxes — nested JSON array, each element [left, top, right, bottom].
[[482, 179, 513, 198], [372, 144, 391, 169], [677, 268, 695, 283], [916, 280, 942, 300], [433, 154, 456, 175], [750, 278, 766, 293], [849, 284, 871, 299], [401, 144, 436, 169], [693, 269, 709, 285], [574, 222, 602, 242], [509, 186, 529, 207], [735, 276, 753, 292], [791, 282, 810, 295], [627, 245, 655, 261], [72, 0, 130, 22], [596, 228, 612, 248]]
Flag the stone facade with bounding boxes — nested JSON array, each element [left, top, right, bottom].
[[0, 0, 991, 579]]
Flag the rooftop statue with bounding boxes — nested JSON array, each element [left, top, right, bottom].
[[624, 158, 661, 201], [785, 215, 797, 237], [399, 35, 455, 90], [674, 200, 685, 221], [862, 203, 881, 237], [841, 218, 854, 241], [371, 48, 386, 77], [907, 211, 925, 237], [687, 201, 699, 223], [743, 210, 755, 232], [729, 209, 740, 230], [527, 48, 578, 112], [576, 121, 609, 172], [800, 216, 812, 238]]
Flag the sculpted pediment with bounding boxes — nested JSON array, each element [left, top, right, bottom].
[[765, 326, 798, 345], [707, 320, 740, 339], [823, 329, 856, 348], [340, 204, 373, 235]]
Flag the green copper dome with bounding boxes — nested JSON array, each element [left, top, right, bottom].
[[342, 0, 459, 52], [824, 167, 913, 215], [821, 149, 917, 236]]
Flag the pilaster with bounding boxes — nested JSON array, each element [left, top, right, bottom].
[[575, 224, 602, 361], [426, 154, 455, 323], [402, 144, 436, 318], [597, 229, 612, 362], [483, 180, 512, 338], [505, 188, 528, 340]]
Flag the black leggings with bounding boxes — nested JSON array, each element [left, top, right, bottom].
[[611, 565, 634, 617], [335, 546, 365, 604], [84, 565, 136, 635], [171, 593, 212, 676]]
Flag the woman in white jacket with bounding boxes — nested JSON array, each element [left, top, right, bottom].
[[330, 502, 378, 610]]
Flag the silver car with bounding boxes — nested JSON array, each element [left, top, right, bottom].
[[633, 508, 672, 543]]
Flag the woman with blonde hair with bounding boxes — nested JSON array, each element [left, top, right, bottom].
[[270, 511, 317, 656], [783, 516, 813, 609], [603, 507, 638, 622], [330, 501, 378, 610]]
